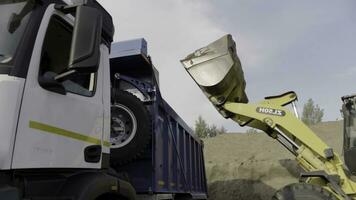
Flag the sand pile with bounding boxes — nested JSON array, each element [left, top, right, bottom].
[[203, 121, 343, 200]]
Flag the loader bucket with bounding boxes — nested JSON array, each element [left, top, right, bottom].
[[181, 34, 248, 118]]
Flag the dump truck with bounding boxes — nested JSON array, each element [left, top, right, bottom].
[[181, 34, 356, 200], [0, 0, 207, 199], [110, 39, 208, 200]]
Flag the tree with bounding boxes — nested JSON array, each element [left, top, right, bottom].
[[194, 116, 227, 138], [218, 126, 227, 135], [301, 98, 324, 126], [195, 116, 208, 138], [207, 124, 218, 137]]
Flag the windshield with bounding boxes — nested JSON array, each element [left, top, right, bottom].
[[0, 0, 34, 66]]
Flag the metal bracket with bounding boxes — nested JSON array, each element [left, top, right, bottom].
[[264, 91, 298, 106], [114, 73, 155, 102], [54, 4, 78, 14], [324, 148, 335, 160], [300, 171, 351, 200]]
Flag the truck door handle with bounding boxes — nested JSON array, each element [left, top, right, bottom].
[[84, 145, 102, 163]]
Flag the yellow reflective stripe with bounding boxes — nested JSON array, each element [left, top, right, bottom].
[[29, 121, 110, 147], [103, 141, 111, 147], [158, 180, 165, 186]]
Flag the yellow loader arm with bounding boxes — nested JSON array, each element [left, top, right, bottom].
[[181, 34, 356, 200]]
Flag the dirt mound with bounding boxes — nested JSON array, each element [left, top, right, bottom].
[[209, 179, 276, 200], [203, 121, 343, 200]]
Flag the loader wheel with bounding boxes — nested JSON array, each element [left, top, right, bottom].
[[110, 90, 152, 165], [272, 183, 338, 200]]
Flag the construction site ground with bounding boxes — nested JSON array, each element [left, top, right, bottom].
[[203, 121, 343, 200]]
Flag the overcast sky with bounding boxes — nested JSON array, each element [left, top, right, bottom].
[[100, 0, 356, 132]]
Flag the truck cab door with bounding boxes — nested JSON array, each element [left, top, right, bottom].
[[12, 4, 108, 169]]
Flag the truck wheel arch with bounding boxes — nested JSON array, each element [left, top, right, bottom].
[[58, 171, 136, 200]]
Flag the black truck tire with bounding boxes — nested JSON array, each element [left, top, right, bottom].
[[174, 196, 193, 200], [272, 183, 338, 200], [110, 90, 152, 165]]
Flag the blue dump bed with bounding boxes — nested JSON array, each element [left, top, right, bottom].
[[110, 39, 208, 199]]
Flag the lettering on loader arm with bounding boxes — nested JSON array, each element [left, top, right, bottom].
[[256, 107, 286, 117]]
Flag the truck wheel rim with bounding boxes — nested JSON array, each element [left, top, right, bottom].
[[111, 104, 138, 148]]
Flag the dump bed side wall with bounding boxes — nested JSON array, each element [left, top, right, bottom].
[[116, 97, 207, 196], [152, 99, 207, 196]]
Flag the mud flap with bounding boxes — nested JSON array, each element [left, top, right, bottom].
[[59, 171, 136, 200], [0, 186, 20, 200]]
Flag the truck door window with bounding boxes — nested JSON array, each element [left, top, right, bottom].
[[39, 15, 96, 97], [0, 0, 34, 68]]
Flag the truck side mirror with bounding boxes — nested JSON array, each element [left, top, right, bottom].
[[38, 75, 66, 95], [68, 5, 102, 73]]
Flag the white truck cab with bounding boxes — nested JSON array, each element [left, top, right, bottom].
[[0, 1, 135, 199], [0, 1, 208, 200], [0, 0, 113, 169]]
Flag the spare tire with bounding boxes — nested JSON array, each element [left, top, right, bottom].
[[110, 90, 152, 165]]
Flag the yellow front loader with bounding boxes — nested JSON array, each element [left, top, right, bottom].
[[181, 34, 356, 200]]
